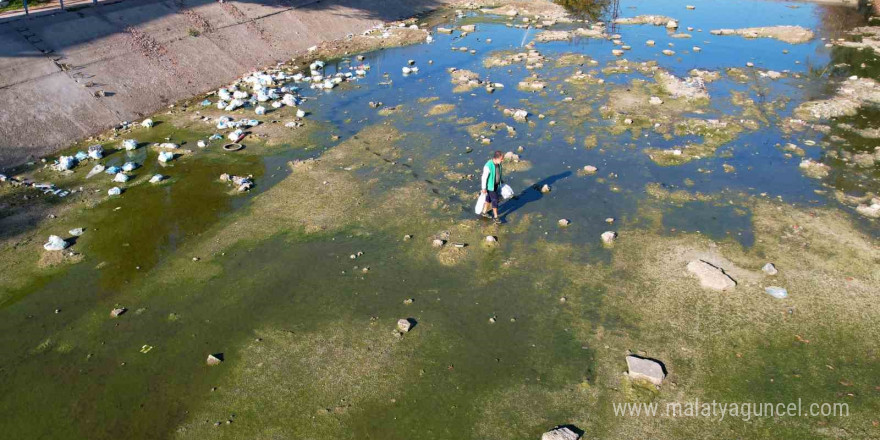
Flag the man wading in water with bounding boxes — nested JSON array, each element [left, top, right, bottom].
[[480, 151, 505, 224]]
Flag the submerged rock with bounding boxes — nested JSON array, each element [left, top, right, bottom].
[[541, 426, 581, 440], [626, 355, 666, 385], [686, 260, 736, 291], [710, 25, 814, 44]]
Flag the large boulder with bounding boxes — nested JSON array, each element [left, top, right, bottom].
[[626, 355, 666, 385], [686, 260, 736, 290]]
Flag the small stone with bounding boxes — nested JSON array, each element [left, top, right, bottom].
[[600, 231, 617, 245], [646, 40, 655, 46], [666, 20, 678, 29], [662, 49, 675, 56], [485, 235, 498, 243], [541, 426, 581, 440], [432, 239, 445, 248], [626, 355, 666, 385], [488, 316, 496, 323], [582, 165, 597, 174], [540, 184, 551, 193], [207, 354, 223, 366], [605, 218, 614, 224], [558, 219, 571, 227], [110, 307, 126, 318], [69, 228, 85, 237], [649, 96, 663, 105], [403, 298, 414, 305], [397, 318, 413, 333], [762, 263, 778, 275], [559, 297, 567, 303], [404, 234, 413, 240]]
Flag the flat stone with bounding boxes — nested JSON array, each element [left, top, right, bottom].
[[686, 260, 736, 290], [542, 426, 581, 440], [601, 231, 617, 245], [206, 354, 223, 366], [762, 263, 778, 275], [626, 355, 666, 385]]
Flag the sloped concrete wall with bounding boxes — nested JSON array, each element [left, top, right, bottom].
[[0, 0, 449, 168]]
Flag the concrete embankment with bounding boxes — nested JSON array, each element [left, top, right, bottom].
[[0, 0, 450, 168]]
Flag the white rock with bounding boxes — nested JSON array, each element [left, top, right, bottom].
[[541, 426, 581, 440], [558, 219, 571, 226], [626, 355, 666, 385], [686, 260, 736, 290], [296, 109, 306, 118], [432, 239, 445, 248], [141, 119, 154, 128], [762, 263, 778, 275], [397, 318, 412, 333], [108, 187, 122, 196], [765, 286, 788, 299], [114, 172, 130, 183], [69, 228, 84, 236], [666, 20, 678, 29], [540, 184, 551, 193], [485, 235, 498, 243], [43, 235, 69, 251], [157, 151, 174, 163], [123, 139, 138, 150], [582, 165, 597, 174], [601, 231, 617, 245], [649, 96, 663, 105], [149, 174, 165, 184], [206, 354, 223, 366]]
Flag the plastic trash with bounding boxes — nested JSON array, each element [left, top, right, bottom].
[[157, 151, 174, 163], [141, 119, 154, 128], [282, 94, 298, 107], [218, 88, 231, 101], [255, 106, 266, 115], [86, 164, 105, 179], [114, 172, 130, 183], [88, 145, 104, 159], [296, 109, 306, 118], [474, 193, 487, 214], [57, 156, 77, 171], [271, 101, 283, 109], [228, 129, 245, 143], [501, 184, 514, 200], [108, 187, 122, 196], [122, 139, 138, 150], [122, 162, 138, 172], [43, 235, 69, 251], [197, 140, 207, 148], [74, 151, 89, 161], [69, 228, 84, 236], [149, 174, 165, 184], [200, 99, 212, 106], [765, 286, 788, 299], [247, 119, 260, 127], [216, 101, 228, 110]]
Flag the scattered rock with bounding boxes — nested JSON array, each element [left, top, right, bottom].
[[686, 259, 736, 290], [541, 426, 581, 440], [206, 354, 223, 366], [762, 263, 778, 275], [69, 228, 84, 237], [601, 231, 617, 245], [710, 26, 814, 44], [397, 318, 413, 333], [432, 239, 445, 248], [626, 355, 666, 385], [558, 219, 571, 227], [540, 184, 551, 193], [110, 307, 127, 318]]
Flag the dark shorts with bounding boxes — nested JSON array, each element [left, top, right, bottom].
[[486, 189, 502, 209]]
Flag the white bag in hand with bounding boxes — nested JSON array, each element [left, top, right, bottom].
[[501, 184, 514, 200], [474, 193, 487, 214]]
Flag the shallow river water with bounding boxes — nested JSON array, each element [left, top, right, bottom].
[[1, 0, 878, 439]]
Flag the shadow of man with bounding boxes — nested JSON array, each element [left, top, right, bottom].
[[497, 171, 572, 221]]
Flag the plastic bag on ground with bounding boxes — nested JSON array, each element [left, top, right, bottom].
[[474, 193, 487, 215], [501, 184, 514, 200]]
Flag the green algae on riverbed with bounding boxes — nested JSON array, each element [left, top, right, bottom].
[[1, 0, 880, 438]]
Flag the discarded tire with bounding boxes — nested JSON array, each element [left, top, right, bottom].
[[223, 143, 244, 152]]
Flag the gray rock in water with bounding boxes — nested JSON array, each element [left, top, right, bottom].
[[541, 426, 581, 440], [686, 260, 736, 291], [762, 263, 778, 275], [626, 355, 666, 385]]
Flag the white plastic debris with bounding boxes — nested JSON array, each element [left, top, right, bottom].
[[122, 162, 138, 172], [255, 106, 266, 115], [501, 184, 514, 200], [765, 286, 788, 299], [157, 151, 174, 163], [228, 129, 245, 143], [86, 164, 105, 179], [141, 119, 154, 128], [114, 172, 130, 183], [108, 187, 122, 196], [197, 140, 207, 148], [57, 156, 77, 171], [88, 145, 104, 159], [69, 228, 84, 236], [296, 109, 306, 118], [43, 235, 69, 251], [122, 139, 138, 150], [149, 174, 165, 184]]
